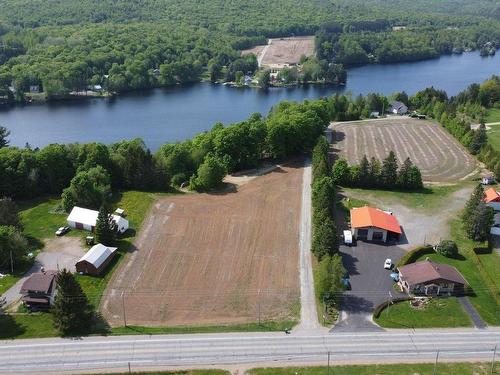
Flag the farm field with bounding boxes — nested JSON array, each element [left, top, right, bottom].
[[242, 36, 315, 67], [101, 162, 303, 327], [332, 117, 478, 182]]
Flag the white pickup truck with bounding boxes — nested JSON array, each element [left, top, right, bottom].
[[343, 230, 353, 246]]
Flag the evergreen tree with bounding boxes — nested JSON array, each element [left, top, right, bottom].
[[368, 156, 381, 187], [52, 269, 93, 335], [331, 158, 351, 186], [466, 203, 493, 242], [358, 155, 370, 187], [95, 205, 116, 246], [468, 124, 487, 155], [312, 176, 335, 217], [408, 166, 423, 189], [381, 151, 398, 188], [0, 126, 10, 148], [318, 254, 346, 301], [0, 197, 22, 228], [397, 157, 413, 188], [462, 184, 485, 229], [313, 157, 329, 181], [312, 215, 338, 260]]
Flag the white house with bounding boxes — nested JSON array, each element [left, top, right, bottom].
[[67, 206, 129, 233], [389, 100, 408, 115]]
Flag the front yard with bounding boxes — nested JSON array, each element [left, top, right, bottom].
[[374, 297, 472, 328]]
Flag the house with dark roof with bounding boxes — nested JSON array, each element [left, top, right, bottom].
[[20, 270, 58, 311], [350, 206, 402, 242], [389, 100, 408, 115], [397, 259, 467, 296]]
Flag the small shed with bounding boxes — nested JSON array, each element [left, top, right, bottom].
[[67, 206, 129, 233], [389, 101, 408, 115], [76, 243, 118, 276]]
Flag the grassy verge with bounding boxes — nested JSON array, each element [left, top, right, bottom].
[[247, 363, 495, 375], [88, 371, 228, 375], [486, 107, 500, 123], [374, 297, 472, 328], [111, 320, 297, 335], [342, 184, 466, 213], [312, 258, 337, 326]]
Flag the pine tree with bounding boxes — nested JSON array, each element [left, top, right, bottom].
[[397, 157, 413, 189], [466, 203, 493, 241], [408, 166, 423, 189], [358, 155, 370, 187], [462, 184, 485, 230], [312, 216, 338, 260], [331, 158, 351, 186], [381, 151, 399, 188], [368, 156, 381, 187], [95, 205, 116, 246], [52, 269, 93, 335], [468, 124, 487, 155]]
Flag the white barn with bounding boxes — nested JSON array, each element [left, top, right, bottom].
[[67, 206, 129, 233]]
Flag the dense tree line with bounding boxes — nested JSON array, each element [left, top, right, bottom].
[[0, 0, 499, 102], [331, 153, 423, 190], [311, 135, 346, 314]]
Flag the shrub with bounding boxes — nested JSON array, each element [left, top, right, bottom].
[[435, 239, 458, 258], [396, 245, 434, 267]]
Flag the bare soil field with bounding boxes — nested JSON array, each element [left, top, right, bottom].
[[241, 36, 315, 67], [332, 117, 478, 182], [101, 162, 303, 327]]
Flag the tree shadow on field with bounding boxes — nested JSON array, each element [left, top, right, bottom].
[[0, 314, 26, 339]]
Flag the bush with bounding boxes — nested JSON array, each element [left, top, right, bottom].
[[435, 240, 458, 258], [396, 245, 435, 267], [171, 173, 187, 187]]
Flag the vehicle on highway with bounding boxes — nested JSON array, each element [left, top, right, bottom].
[[384, 258, 393, 270], [55, 226, 71, 236]]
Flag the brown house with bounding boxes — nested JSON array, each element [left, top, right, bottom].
[[75, 243, 117, 276], [20, 270, 58, 311], [397, 259, 467, 296]]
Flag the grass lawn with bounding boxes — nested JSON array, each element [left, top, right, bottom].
[[487, 123, 500, 151], [374, 297, 472, 328], [0, 313, 57, 339], [342, 184, 467, 213], [111, 320, 297, 336], [486, 107, 500, 123], [247, 363, 494, 375]]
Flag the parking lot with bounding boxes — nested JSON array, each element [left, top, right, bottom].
[[332, 241, 406, 332]]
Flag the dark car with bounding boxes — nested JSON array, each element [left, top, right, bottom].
[[55, 226, 71, 236]]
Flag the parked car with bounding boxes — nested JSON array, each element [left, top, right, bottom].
[[343, 230, 353, 246], [384, 258, 393, 270], [390, 272, 399, 282], [342, 278, 351, 290], [55, 226, 70, 236]]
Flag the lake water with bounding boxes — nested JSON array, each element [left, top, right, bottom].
[[1, 51, 498, 151]]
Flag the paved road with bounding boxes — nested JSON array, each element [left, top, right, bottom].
[[0, 329, 498, 374], [296, 159, 322, 332], [458, 296, 487, 329]]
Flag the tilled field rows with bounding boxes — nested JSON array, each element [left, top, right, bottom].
[[101, 162, 303, 327], [332, 118, 477, 182]]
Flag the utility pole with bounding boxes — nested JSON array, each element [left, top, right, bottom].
[[257, 289, 261, 326], [121, 291, 127, 327], [386, 291, 392, 317], [10, 249, 13, 274], [327, 351, 331, 375], [491, 344, 497, 374], [433, 350, 439, 375]]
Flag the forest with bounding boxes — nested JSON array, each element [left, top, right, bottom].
[[0, 0, 499, 101]]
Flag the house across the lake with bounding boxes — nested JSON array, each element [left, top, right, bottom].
[[67, 206, 129, 233], [20, 270, 58, 311], [397, 259, 467, 296], [350, 206, 402, 242]]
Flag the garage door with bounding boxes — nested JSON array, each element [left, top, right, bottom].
[[357, 229, 368, 239]]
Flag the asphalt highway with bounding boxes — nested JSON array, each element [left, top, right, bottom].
[[0, 329, 498, 374]]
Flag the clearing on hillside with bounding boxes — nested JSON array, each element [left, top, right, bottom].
[[101, 162, 303, 327], [241, 36, 315, 68], [332, 117, 478, 182]]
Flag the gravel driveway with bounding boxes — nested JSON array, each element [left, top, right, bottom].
[[1, 237, 84, 309]]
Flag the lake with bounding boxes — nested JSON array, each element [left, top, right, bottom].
[[1, 51, 498, 151]]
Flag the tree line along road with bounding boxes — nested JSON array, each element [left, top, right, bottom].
[[0, 329, 498, 374]]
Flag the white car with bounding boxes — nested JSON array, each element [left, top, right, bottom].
[[384, 258, 393, 270]]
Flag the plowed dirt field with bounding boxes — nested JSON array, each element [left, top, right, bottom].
[[332, 117, 478, 182], [101, 162, 303, 327]]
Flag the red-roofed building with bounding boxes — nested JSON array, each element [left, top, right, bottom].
[[484, 187, 500, 211], [350, 206, 402, 242]]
